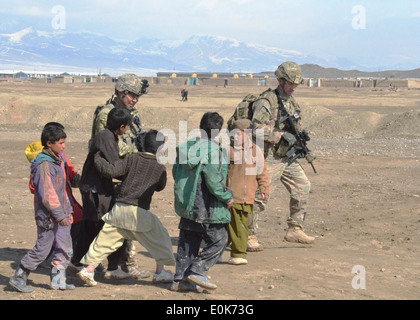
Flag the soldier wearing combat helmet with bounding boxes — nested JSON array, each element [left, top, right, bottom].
[[84, 73, 149, 280], [91, 73, 149, 157], [249, 61, 315, 246]]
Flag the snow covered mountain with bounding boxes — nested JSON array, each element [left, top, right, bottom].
[[0, 27, 185, 74], [0, 27, 414, 76], [164, 35, 320, 73]]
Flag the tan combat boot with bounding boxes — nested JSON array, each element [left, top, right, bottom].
[[247, 235, 264, 252], [284, 227, 315, 244]]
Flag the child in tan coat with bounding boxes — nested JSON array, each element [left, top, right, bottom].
[[226, 119, 270, 265]]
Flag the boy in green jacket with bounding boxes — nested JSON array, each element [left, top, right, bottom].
[[171, 112, 234, 292]]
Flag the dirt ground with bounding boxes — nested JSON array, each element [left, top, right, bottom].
[[0, 81, 419, 302]]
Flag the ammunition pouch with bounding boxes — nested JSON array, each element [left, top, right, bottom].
[[282, 132, 297, 146], [274, 132, 296, 157]]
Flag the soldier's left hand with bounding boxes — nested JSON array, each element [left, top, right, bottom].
[[305, 153, 316, 163]]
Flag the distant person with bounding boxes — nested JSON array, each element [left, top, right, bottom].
[[77, 130, 175, 287], [25, 122, 83, 268], [181, 89, 188, 102], [226, 119, 269, 265], [10, 125, 74, 292], [171, 112, 234, 292], [89, 73, 150, 278], [250, 61, 315, 245]]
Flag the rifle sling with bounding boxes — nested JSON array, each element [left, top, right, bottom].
[[274, 89, 296, 127]]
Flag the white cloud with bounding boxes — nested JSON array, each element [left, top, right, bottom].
[[10, 6, 51, 18], [230, 0, 252, 4], [194, 0, 219, 11]]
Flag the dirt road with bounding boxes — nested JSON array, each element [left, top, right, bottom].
[[0, 82, 419, 301]]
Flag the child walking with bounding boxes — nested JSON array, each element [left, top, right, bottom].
[[71, 107, 143, 280], [226, 119, 270, 265], [77, 130, 175, 287], [9, 125, 75, 292], [25, 122, 83, 267], [171, 112, 234, 292]]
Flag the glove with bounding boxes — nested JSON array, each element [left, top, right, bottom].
[[305, 153, 316, 163]]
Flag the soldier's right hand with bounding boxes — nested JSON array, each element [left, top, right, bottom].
[[272, 131, 284, 144]]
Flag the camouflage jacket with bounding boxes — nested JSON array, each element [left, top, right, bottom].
[[251, 88, 302, 157], [91, 98, 142, 157]]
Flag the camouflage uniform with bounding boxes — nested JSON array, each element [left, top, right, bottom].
[[88, 74, 149, 276], [91, 98, 142, 157], [90, 73, 148, 158], [250, 62, 312, 233]]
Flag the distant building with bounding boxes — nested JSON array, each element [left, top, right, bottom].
[[14, 71, 30, 79]]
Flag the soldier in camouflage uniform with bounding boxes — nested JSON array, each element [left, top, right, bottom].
[[91, 73, 149, 157], [250, 62, 315, 245], [88, 73, 150, 279]]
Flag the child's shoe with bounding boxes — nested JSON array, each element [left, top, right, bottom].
[[187, 274, 217, 290], [123, 266, 151, 279], [9, 265, 33, 293], [104, 268, 132, 280], [228, 257, 248, 265], [77, 267, 97, 287], [170, 280, 204, 293], [152, 269, 174, 283], [66, 261, 83, 274], [50, 266, 75, 290]]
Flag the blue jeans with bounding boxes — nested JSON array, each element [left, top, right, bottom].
[[174, 220, 228, 281]]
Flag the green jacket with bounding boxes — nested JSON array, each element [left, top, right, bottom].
[[172, 138, 233, 224]]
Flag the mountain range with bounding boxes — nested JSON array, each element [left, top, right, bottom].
[[0, 27, 419, 78]]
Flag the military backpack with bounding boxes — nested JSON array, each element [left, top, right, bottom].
[[226, 89, 278, 131]]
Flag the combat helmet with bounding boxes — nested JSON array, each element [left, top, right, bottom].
[[115, 73, 149, 96], [275, 61, 304, 85]]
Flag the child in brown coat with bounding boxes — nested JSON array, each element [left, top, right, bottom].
[[226, 119, 270, 265]]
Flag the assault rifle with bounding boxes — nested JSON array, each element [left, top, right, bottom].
[[140, 79, 149, 95], [278, 110, 317, 174]]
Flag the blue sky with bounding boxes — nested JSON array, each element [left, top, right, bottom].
[[1, 0, 419, 70]]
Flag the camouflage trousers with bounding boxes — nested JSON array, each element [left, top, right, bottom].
[[250, 156, 311, 234]]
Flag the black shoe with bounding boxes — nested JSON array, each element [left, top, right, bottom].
[[170, 280, 204, 293]]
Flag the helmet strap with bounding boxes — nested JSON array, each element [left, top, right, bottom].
[[115, 91, 127, 108], [279, 79, 287, 95]]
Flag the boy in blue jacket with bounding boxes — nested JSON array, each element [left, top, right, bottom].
[[9, 125, 74, 292]]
